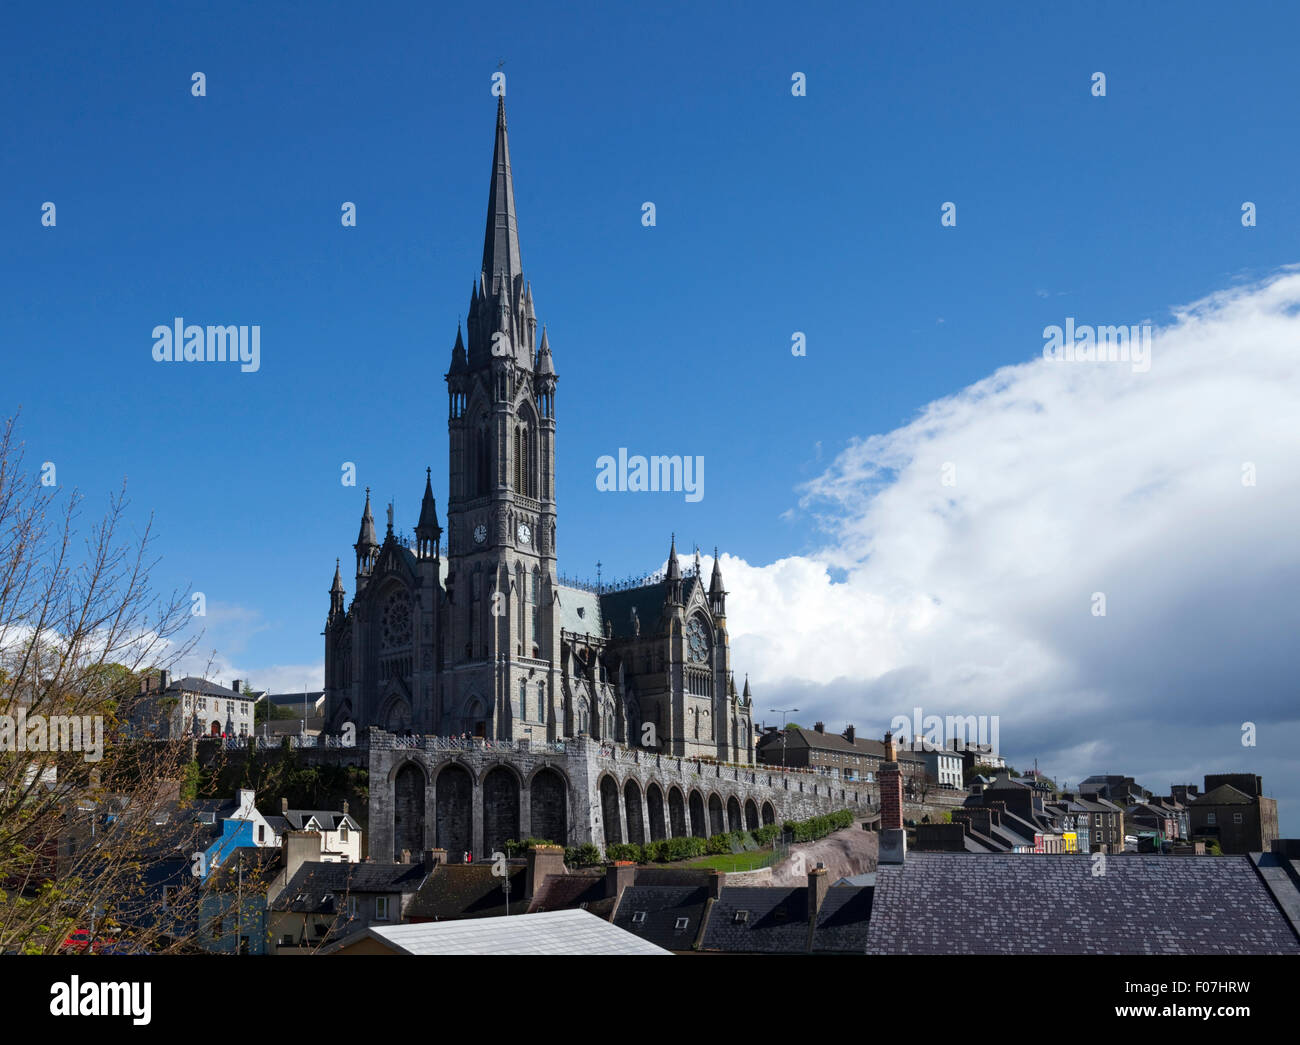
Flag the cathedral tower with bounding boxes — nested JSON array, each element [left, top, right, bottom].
[[443, 97, 560, 739]]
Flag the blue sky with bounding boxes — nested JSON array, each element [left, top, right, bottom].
[[3, 2, 1298, 827]]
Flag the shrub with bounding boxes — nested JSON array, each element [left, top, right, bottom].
[[705, 833, 732, 855], [504, 837, 556, 858], [564, 843, 602, 868], [606, 842, 643, 863]]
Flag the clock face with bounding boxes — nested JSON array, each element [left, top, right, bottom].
[[686, 617, 710, 663], [517, 522, 532, 545], [473, 524, 487, 544]]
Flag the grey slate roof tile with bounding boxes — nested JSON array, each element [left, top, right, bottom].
[[864, 853, 1300, 955]]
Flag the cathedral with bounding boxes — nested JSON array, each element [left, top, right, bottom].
[[323, 98, 755, 763]]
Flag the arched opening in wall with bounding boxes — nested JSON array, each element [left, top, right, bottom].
[[464, 696, 488, 740], [482, 766, 520, 858], [727, 796, 742, 834], [689, 790, 707, 839], [623, 780, 645, 846], [529, 768, 567, 845], [647, 783, 667, 842], [668, 787, 686, 839], [383, 696, 411, 733], [600, 775, 622, 846], [435, 763, 473, 862], [393, 762, 426, 862], [744, 798, 760, 831], [708, 793, 725, 836], [209, 721, 221, 736], [761, 801, 776, 826]]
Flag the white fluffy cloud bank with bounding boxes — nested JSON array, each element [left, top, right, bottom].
[[721, 270, 1300, 828]]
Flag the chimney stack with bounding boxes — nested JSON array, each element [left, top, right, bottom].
[[159, 669, 170, 690], [878, 731, 907, 865], [843, 724, 856, 744], [422, 848, 447, 872], [814, 721, 825, 734], [525, 844, 565, 900], [232, 679, 241, 694], [281, 797, 289, 814], [808, 863, 829, 920], [282, 830, 323, 881], [342, 800, 349, 815], [605, 860, 637, 899], [709, 870, 725, 900]]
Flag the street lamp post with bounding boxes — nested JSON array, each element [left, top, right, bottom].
[[769, 708, 799, 769]]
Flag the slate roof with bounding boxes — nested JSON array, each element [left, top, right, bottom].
[[166, 677, 248, 699], [526, 870, 615, 918], [598, 581, 666, 639], [865, 853, 1300, 955], [333, 908, 670, 955], [281, 810, 358, 832], [405, 864, 530, 920], [611, 885, 709, 951], [810, 886, 875, 953], [556, 585, 605, 636], [701, 884, 874, 954], [1190, 784, 1255, 806], [263, 691, 325, 709], [271, 862, 427, 913], [700, 886, 806, 953], [758, 727, 927, 766]]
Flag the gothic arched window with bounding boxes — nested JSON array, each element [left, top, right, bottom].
[[538, 681, 546, 724]]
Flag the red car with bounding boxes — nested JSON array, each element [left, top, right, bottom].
[[61, 929, 116, 954]]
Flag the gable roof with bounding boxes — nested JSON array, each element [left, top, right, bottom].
[[611, 885, 709, 951], [405, 863, 530, 920], [865, 853, 1300, 955], [758, 727, 927, 765], [281, 810, 359, 832], [167, 677, 249, 699], [270, 862, 427, 912], [1190, 784, 1256, 806]]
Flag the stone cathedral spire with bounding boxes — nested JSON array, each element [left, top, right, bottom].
[[482, 95, 522, 296]]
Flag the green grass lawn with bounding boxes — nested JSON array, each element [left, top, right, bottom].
[[679, 848, 782, 872]]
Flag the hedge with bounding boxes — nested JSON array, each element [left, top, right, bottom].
[[512, 808, 856, 868]]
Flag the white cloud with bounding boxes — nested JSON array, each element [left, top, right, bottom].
[[717, 270, 1300, 828]]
